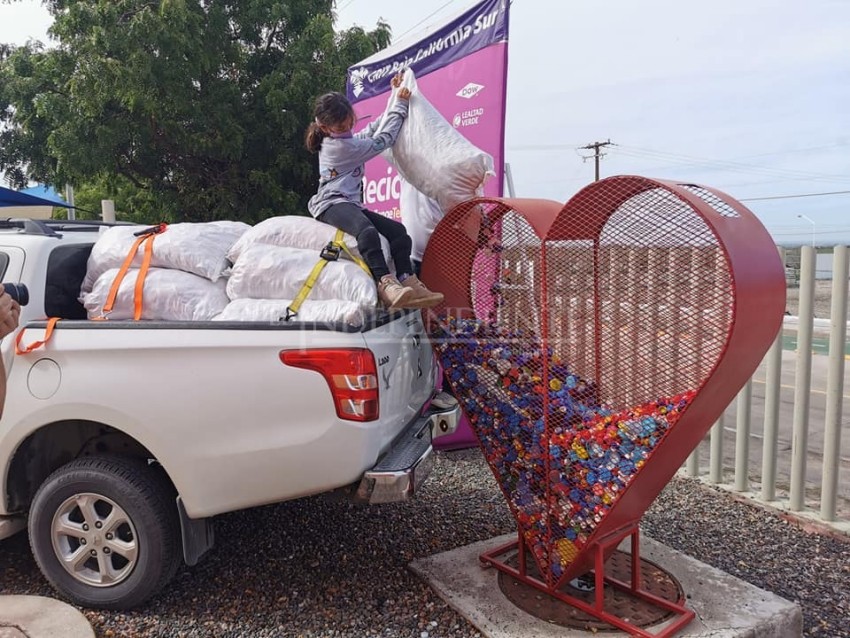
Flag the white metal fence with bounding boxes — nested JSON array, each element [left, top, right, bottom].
[[683, 245, 849, 533]]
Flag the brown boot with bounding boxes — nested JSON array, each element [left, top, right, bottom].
[[401, 274, 444, 308], [377, 274, 414, 310]]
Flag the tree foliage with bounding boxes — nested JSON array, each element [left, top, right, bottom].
[[0, 0, 391, 222]]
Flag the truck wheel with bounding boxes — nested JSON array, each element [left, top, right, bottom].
[[28, 456, 181, 610]]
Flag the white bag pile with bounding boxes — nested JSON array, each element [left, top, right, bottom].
[[81, 216, 379, 326], [226, 243, 376, 304], [218, 215, 382, 327], [82, 268, 230, 321], [227, 214, 392, 267], [82, 221, 249, 292], [80, 221, 248, 321], [214, 298, 365, 325]]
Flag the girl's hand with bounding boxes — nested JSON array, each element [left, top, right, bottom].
[[391, 71, 405, 88], [397, 87, 411, 101]]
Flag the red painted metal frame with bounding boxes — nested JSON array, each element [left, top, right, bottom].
[[422, 175, 786, 634], [480, 524, 696, 637]]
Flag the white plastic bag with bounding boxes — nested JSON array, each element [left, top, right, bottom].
[[380, 69, 494, 213], [82, 221, 250, 293], [81, 268, 230, 321], [400, 181, 445, 262], [213, 298, 366, 326], [226, 244, 377, 307], [226, 215, 392, 267]]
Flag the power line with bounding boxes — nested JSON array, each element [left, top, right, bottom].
[[510, 142, 850, 185], [739, 190, 850, 202], [395, 0, 459, 42], [770, 230, 850, 236], [609, 145, 850, 184], [508, 143, 587, 151], [735, 142, 848, 161]]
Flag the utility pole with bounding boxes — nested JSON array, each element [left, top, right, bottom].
[[579, 139, 613, 181]]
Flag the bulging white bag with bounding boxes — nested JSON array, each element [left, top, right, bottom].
[[81, 268, 230, 321], [400, 181, 445, 262], [82, 221, 250, 293], [226, 244, 377, 307], [214, 298, 366, 326], [380, 69, 494, 213], [226, 214, 391, 266]]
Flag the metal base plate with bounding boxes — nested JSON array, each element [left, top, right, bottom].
[[497, 549, 684, 630]]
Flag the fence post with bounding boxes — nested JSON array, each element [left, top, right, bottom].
[[790, 245, 816, 511], [686, 449, 699, 478], [761, 246, 785, 502], [761, 333, 783, 501], [709, 414, 725, 484], [101, 199, 116, 223], [735, 380, 752, 492], [820, 245, 848, 521]]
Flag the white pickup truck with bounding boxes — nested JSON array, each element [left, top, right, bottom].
[[0, 218, 459, 610]]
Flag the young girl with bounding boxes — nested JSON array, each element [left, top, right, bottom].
[[306, 72, 444, 310]]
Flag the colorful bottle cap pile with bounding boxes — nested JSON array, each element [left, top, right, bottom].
[[433, 316, 695, 583]]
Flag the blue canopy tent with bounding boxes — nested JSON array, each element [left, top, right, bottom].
[[0, 185, 73, 208]]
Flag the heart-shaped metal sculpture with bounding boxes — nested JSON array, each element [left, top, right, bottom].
[[423, 176, 785, 596]]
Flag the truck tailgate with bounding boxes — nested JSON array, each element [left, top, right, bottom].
[[363, 311, 436, 444]]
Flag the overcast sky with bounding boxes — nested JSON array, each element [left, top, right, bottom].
[[1, 0, 848, 245]]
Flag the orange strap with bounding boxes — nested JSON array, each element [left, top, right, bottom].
[[103, 233, 149, 315], [133, 232, 156, 320], [15, 317, 60, 355], [102, 223, 167, 319]]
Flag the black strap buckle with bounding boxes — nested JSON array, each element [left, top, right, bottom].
[[134, 223, 167, 237], [283, 306, 297, 321], [320, 242, 341, 261]]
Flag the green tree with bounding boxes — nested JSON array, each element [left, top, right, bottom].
[[0, 0, 391, 223]]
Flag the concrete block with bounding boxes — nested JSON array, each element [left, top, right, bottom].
[[0, 596, 94, 638], [410, 533, 802, 637]]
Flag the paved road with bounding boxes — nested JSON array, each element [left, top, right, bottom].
[[781, 332, 850, 357]]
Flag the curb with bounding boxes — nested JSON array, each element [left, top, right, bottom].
[[0, 595, 94, 638]]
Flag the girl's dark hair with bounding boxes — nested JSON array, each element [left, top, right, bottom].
[[305, 92, 356, 153]]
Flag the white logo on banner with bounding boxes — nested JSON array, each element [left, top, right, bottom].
[[364, 167, 402, 206], [350, 67, 369, 98], [456, 82, 484, 99], [452, 107, 485, 128]]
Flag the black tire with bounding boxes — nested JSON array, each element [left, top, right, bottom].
[[28, 455, 181, 610]]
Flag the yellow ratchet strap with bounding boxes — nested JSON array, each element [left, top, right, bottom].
[[284, 230, 372, 320]]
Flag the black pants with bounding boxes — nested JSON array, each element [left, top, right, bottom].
[[318, 202, 413, 280]]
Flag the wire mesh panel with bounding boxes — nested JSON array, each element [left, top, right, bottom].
[[422, 176, 785, 591]]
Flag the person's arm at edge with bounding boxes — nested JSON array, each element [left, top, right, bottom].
[[0, 292, 21, 419]]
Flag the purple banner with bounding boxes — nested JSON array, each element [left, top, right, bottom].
[[347, 0, 508, 103]]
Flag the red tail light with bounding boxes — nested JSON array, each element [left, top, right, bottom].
[[280, 348, 379, 422]]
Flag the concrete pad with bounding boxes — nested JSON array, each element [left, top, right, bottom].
[[0, 596, 94, 638], [410, 533, 803, 637]]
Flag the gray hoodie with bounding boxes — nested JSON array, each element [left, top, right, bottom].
[[307, 99, 409, 218]]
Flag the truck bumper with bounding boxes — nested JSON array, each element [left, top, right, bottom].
[[356, 402, 461, 504]]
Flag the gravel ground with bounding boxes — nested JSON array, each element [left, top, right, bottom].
[[1, 451, 848, 637]]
